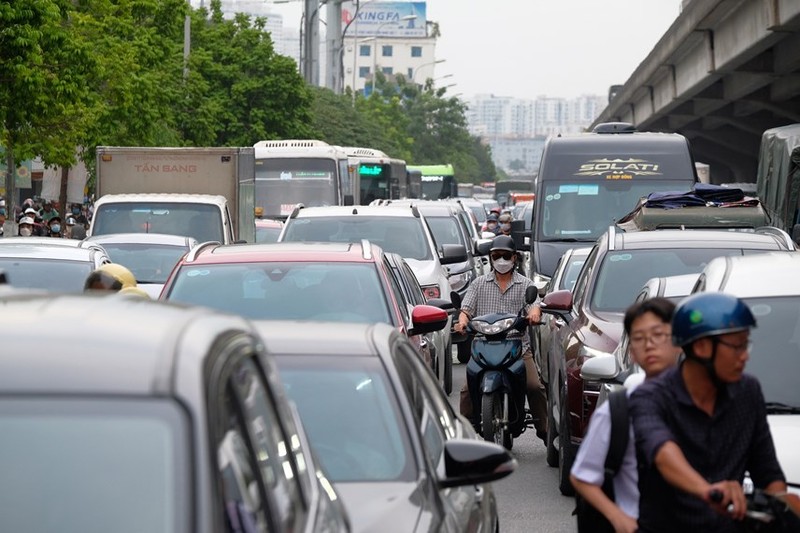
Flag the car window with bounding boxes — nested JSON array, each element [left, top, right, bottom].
[[282, 216, 432, 260], [0, 258, 93, 292], [401, 262, 427, 306], [560, 255, 588, 292], [571, 247, 597, 308], [167, 262, 392, 324], [101, 243, 188, 284], [384, 258, 412, 327], [230, 358, 305, 532], [392, 343, 448, 466]]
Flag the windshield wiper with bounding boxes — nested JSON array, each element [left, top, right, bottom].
[[764, 402, 800, 414]]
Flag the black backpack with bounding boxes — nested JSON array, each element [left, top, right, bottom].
[[574, 389, 630, 533]]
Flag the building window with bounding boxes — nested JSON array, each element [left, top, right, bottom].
[[359, 45, 371, 57], [407, 68, 413, 79], [382, 67, 393, 75], [382, 45, 393, 57], [411, 46, 422, 58], [359, 66, 370, 79]]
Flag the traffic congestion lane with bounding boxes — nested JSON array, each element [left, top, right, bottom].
[[449, 356, 576, 532]]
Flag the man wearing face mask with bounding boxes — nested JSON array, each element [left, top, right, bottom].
[[17, 217, 35, 237], [454, 235, 547, 441], [47, 216, 63, 238], [497, 213, 513, 236]]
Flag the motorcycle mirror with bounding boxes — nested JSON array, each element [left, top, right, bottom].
[[525, 285, 537, 304], [450, 291, 462, 310]]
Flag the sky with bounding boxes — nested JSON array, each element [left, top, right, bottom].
[[266, 0, 683, 100]]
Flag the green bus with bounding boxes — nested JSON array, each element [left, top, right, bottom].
[[408, 164, 456, 199]]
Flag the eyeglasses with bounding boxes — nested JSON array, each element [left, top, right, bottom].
[[716, 338, 752, 354], [630, 331, 671, 347], [490, 251, 514, 261]]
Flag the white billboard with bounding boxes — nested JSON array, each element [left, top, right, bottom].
[[342, 1, 427, 38]]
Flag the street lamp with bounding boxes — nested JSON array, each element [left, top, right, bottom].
[[413, 58, 446, 85], [371, 14, 417, 96], [433, 73, 454, 85]]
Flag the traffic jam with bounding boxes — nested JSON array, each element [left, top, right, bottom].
[[3, 125, 800, 533]]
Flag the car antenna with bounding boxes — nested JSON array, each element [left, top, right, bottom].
[[352, 208, 358, 215]]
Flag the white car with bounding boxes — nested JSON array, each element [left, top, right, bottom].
[[85, 233, 198, 298], [278, 205, 466, 395], [0, 240, 110, 292]]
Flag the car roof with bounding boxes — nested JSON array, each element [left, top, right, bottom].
[[291, 205, 420, 218], [94, 193, 227, 207], [253, 320, 392, 357], [86, 233, 196, 246], [611, 228, 791, 251], [0, 294, 247, 395], [0, 242, 103, 261], [702, 252, 800, 297], [184, 241, 382, 265]]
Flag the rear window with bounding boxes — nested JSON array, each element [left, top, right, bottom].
[[282, 216, 432, 260], [0, 399, 189, 533], [167, 262, 393, 323], [0, 258, 92, 292], [592, 249, 743, 312], [100, 243, 188, 284], [426, 216, 464, 247]]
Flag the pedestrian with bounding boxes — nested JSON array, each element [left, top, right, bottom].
[[570, 297, 681, 533], [630, 292, 799, 532], [46, 216, 63, 238]]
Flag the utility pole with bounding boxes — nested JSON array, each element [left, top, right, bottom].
[[325, 0, 343, 92], [302, 0, 321, 85]]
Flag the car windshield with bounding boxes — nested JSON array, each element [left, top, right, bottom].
[[0, 398, 189, 533], [282, 216, 432, 260], [276, 357, 416, 482], [0, 258, 92, 292], [426, 216, 463, 248], [538, 179, 695, 240], [743, 296, 800, 407], [93, 202, 223, 243], [592, 249, 743, 312], [167, 262, 393, 323], [255, 226, 282, 243], [100, 243, 188, 284]]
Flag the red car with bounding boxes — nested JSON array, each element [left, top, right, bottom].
[[160, 241, 448, 367]]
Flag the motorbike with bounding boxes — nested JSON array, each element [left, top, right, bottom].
[[710, 487, 800, 532], [460, 286, 538, 450]]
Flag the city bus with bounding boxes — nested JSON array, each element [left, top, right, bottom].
[[253, 140, 357, 219], [342, 147, 407, 204], [408, 164, 456, 199], [494, 179, 533, 207]]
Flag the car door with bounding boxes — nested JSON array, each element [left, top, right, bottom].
[[393, 340, 487, 532], [207, 334, 311, 533]]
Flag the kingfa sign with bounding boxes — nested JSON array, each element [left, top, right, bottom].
[[342, 1, 427, 38]]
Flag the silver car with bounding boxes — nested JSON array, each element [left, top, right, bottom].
[[0, 239, 110, 292]]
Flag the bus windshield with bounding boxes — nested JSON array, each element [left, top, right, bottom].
[[359, 163, 390, 204], [255, 158, 338, 217], [422, 176, 455, 200], [538, 179, 694, 240]]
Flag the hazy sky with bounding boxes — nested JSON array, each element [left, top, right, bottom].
[[267, 0, 683, 99]]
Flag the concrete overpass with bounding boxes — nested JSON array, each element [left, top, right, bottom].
[[591, 0, 800, 184]]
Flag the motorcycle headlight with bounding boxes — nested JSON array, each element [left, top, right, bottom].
[[471, 317, 516, 335], [448, 270, 473, 292]]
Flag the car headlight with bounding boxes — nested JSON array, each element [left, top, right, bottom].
[[448, 270, 473, 292], [471, 317, 516, 335]]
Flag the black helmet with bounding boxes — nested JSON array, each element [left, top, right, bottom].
[[490, 235, 516, 253]]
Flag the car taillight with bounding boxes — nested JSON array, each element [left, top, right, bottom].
[[422, 285, 440, 300]]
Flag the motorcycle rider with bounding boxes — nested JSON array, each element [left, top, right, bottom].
[[454, 234, 547, 441], [83, 263, 138, 292], [630, 292, 799, 532]]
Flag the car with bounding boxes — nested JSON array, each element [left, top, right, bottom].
[[160, 241, 449, 383], [0, 240, 111, 292], [692, 252, 800, 493], [278, 204, 467, 392], [85, 233, 198, 298], [539, 225, 796, 495], [255, 218, 283, 243], [0, 294, 350, 532], [456, 197, 489, 233], [254, 320, 517, 533]]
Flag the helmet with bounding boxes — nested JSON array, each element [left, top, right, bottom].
[[490, 235, 516, 253], [498, 213, 512, 224], [84, 263, 137, 292], [490, 207, 502, 215], [118, 286, 151, 299], [486, 213, 498, 222], [672, 292, 756, 347], [18, 217, 34, 226]]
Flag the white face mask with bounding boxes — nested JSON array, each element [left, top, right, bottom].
[[19, 228, 32, 237], [493, 258, 514, 274]]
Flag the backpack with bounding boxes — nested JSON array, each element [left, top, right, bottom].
[[574, 389, 630, 533]]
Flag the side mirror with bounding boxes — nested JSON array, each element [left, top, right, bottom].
[[426, 297, 454, 311], [580, 355, 618, 381], [510, 220, 526, 250], [539, 289, 573, 319], [409, 304, 449, 336], [438, 439, 517, 489], [449, 290, 462, 310], [525, 285, 538, 304], [440, 244, 468, 265], [475, 239, 492, 256]]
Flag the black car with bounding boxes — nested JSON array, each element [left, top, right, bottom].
[[255, 320, 517, 533], [0, 294, 350, 533]]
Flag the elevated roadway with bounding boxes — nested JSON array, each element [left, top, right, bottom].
[[591, 0, 800, 183]]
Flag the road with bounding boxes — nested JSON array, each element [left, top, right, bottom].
[[448, 357, 576, 532]]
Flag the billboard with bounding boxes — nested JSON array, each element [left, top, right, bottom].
[[342, 1, 427, 38]]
